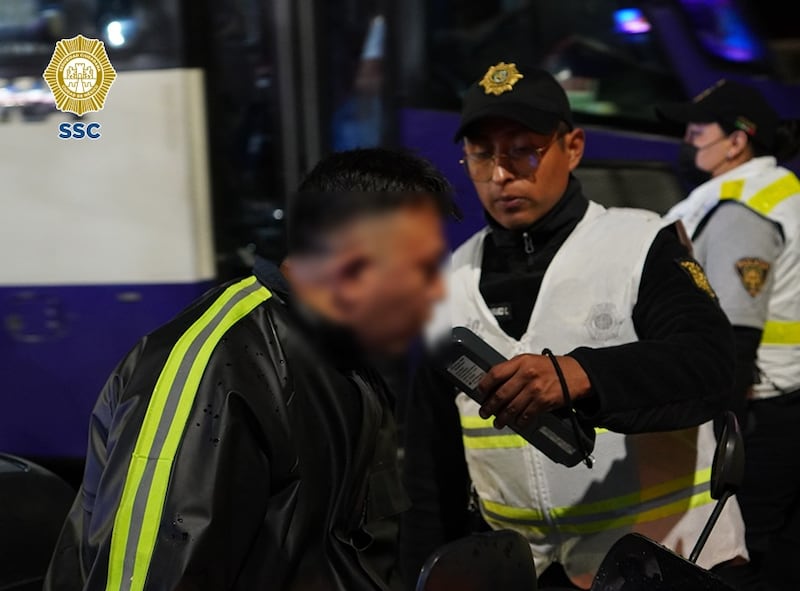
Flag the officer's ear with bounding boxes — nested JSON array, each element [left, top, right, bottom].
[[563, 127, 585, 172], [728, 130, 751, 159]]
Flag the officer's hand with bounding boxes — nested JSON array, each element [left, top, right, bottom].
[[477, 354, 591, 430]]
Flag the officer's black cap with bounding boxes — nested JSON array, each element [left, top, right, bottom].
[[454, 63, 574, 142], [656, 80, 779, 150]]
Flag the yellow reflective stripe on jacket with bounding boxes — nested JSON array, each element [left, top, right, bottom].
[[480, 467, 712, 536], [460, 415, 607, 450], [762, 320, 800, 345], [720, 173, 800, 216], [106, 276, 271, 591]]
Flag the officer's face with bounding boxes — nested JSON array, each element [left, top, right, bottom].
[[464, 118, 584, 230], [685, 122, 732, 173], [329, 202, 448, 355]]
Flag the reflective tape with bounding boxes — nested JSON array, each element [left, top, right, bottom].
[[720, 174, 800, 216], [460, 415, 607, 450], [106, 276, 271, 591], [480, 467, 713, 536], [720, 180, 745, 201], [762, 320, 800, 346]]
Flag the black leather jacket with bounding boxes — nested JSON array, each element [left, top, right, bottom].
[[45, 263, 408, 590]]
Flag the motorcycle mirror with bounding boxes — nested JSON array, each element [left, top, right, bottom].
[[688, 411, 745, 563], [709, 411, 745, 500]]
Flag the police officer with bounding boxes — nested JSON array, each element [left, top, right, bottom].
[[400, 64, 746, 589], [45, 148, 457, 591], [659, 81, 800, 591]]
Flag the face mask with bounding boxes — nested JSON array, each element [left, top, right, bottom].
[[677, 142, 712, 193]]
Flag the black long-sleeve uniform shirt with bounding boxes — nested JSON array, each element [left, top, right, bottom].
[[399, 177, 736, 582]]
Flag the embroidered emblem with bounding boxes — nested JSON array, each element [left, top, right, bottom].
[[678, 259, 717, 300], [735, 258, 771, 297]]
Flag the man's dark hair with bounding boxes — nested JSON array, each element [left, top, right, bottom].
[[287, 148, 459, 254]]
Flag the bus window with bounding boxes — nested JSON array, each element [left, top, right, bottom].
[[0, 0, 182, 75], [396, 0, 685, 122]]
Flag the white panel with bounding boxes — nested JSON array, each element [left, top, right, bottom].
[[0, 68, 215, 285]]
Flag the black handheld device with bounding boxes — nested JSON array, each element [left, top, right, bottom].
[[438, 326, 596, 468]]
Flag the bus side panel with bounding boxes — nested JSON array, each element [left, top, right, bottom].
[[0, 281, 213, 457], [0, 69, 216, 457]]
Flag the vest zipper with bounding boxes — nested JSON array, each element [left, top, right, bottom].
[[523, 232, 535, 265]]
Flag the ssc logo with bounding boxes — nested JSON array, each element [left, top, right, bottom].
[[42, 35, 116, 117], [58, 122, 102, 140], [585, 303, 622, 341]]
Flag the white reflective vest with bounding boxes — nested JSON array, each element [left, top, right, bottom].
[[439, 202, 747, 583], [666, 157, 800, 398]]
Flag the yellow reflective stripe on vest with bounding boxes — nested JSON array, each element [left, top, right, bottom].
[[460, 415, 607, 450], [720, 180, 745, 201], [461, 415, 527, 449], [480, 467, 713, 536], [720, 173, 800, 216], [717, 175, 800, 345], [762, 320, 800, 345], [106, 276, 271, 591]]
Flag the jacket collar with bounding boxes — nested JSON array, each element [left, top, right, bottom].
[[486, 175, 589, 251], [253, 256, 291, 300], [253, 257, 366, 369]]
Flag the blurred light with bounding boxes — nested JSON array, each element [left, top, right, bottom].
[[273, 209, 285, 221], [714, 7, 760, 61], [106, 21, 125, 47], [677, 0, 763, 63], [555, 68, 572, 82], [614, 8, 651, 34]]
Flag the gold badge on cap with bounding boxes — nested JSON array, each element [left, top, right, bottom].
[[736, 258, 770, 297], [479, 62, 523, 96]]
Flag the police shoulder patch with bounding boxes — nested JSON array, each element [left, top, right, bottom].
[[677, 258, 717, 300], [735, 257, 771, 297]]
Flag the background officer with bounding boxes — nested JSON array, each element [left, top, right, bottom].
[[400, 63, 745, 590], [659, 81, 800, 591]]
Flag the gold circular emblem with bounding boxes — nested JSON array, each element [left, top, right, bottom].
[[479, 62, 524, 96], [43, 35, 117, 116]]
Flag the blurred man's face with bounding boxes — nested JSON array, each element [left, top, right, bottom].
[[291, 202, 447, 355], [341, 202, 447, 354], [463, 118, 584, 230]]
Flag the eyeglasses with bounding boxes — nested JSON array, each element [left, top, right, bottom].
[[459, 134, 560, 182]]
